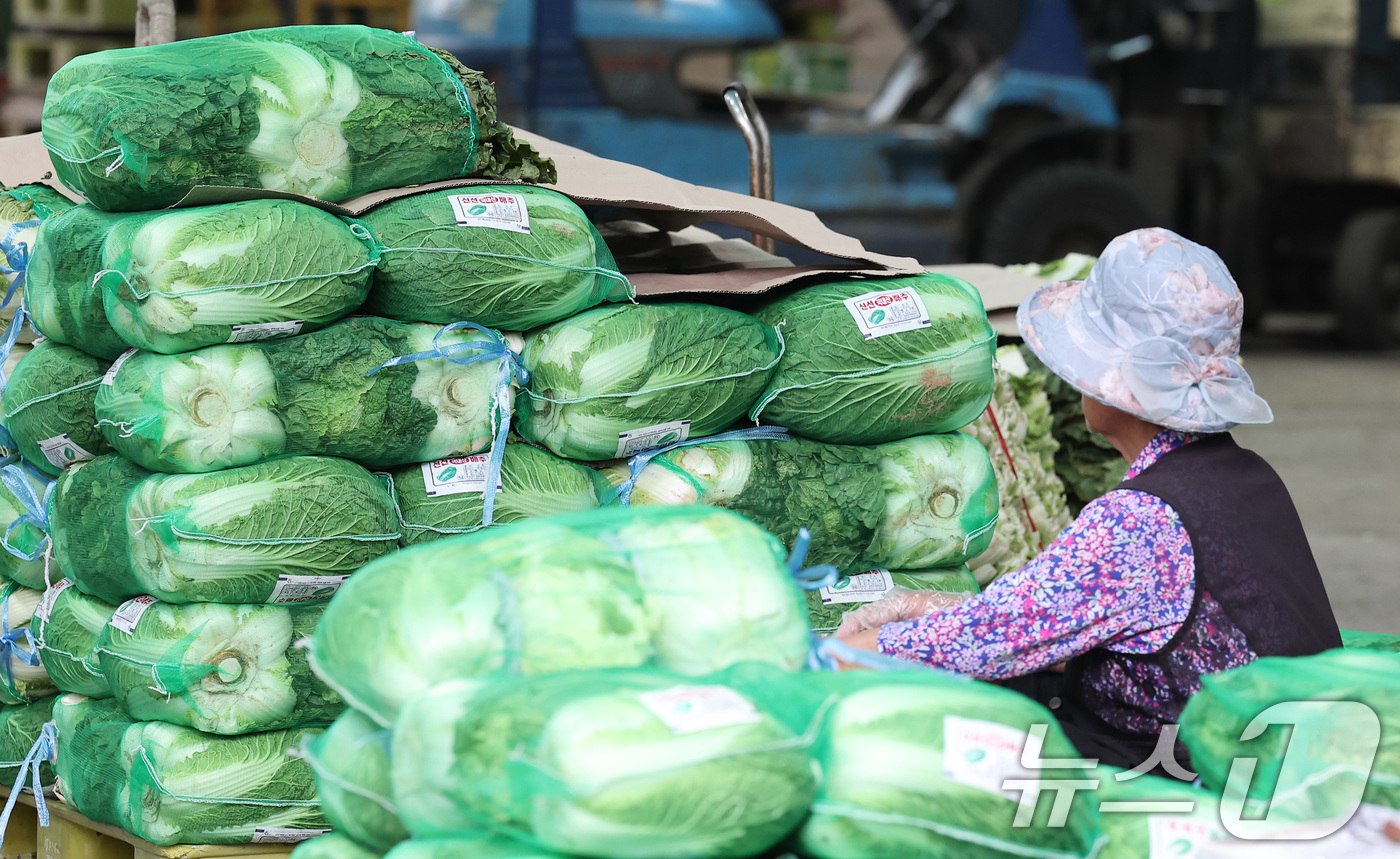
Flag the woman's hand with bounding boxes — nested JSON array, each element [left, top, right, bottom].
[[834, 588, 972, 637], [831, 626, 882, 670]]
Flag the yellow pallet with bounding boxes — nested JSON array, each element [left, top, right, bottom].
[[13, 0, 139, 33], [3, 794, 295, 859]]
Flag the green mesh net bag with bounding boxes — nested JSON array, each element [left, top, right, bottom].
[[32, 579, 112, 698], [0, 461, 52, 590], [1090, 766, 1226, 859], [97, 199, 378, 354], [360, 185, 633, 330], [50, 454, 398, 605], [95, 600, 342, 735], [95, 316, 522, 473], [752, 274, 996, 444], [0, 184, 76, 303], [797, 671, 1104, 859], [41, 25, 555, 212], [389, 441, 609, 547], [1341, 629, 1400, 653], [806, 566, 979, 634], [310, 505, 812, 725], [292, 833, 384, 859], [23, 206, 129, 360], [384, 837, 567, 859], [51, 694, 328, 846], [2, 339, 114, 475], [300, 708, 407, 851], [0, 697, 56, 792], [0, 581, 56, 704], [391, 664, 822, 857]]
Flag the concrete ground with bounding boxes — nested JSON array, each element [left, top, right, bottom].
[[1233, 338, 1400, 634]]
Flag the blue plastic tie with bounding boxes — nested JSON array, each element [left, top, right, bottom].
[[610, 425, 791, 506], [0, 306, 26, 394], [0, 219, 39, 299], [787, 527, 839, 591], [365, 322, 528, 528], [0, 463, 52, 563], [0, 720, 54, 852], [0, 596, 39, 690]]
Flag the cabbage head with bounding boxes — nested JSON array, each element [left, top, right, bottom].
[[1341, 629, 1400, 652], [97, 600, 343, 734], [1091, 766, 1225, 859], [2, 339, 114, 475], [52, 694, 134, 827], [0, 697, 57, 790], [753, 274, 996, 444], [304, 708, 407, 851], [23, 205, 129, 359], [51, 454, 398, 604], [95, 316, 516, 472], [0, 463, 51, 589], [362, 185, 633, 330], [41, 26, 553, 211], [384, 837, 566, 859], [292, 833, 383, 859], [517, 304, 781, 461], [99, 199, 375, 354], [391, 441, 610, 546], [806, 566, 979, 634], [0, 184, 75, 293], [391, 665, 819, 858], [32, 579, 113, 698], [868, 432, 999, 569], [0, 582, 56, 703]]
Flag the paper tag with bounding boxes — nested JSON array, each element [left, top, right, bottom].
[[227, 320, 303, 343], [843, 288, 932, 340], [449, 192, 531, 234], [108, 595, 157, 634], [638, 685, 763, 735], [819, 570, 895, 605], [1148, 816, 1219, 858], [34, 580, 74, 623], [616, 420, 691, 458], [998, 348, 1031, 378], [252, 828, 332, 844], [420, 453, 501, 498], [942, 715, 1035, 801], [101, 349, 138, 386], [266, 574, 352, 605], [36, 434, 95, 469]]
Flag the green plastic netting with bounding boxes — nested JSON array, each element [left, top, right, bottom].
[[361, 185, 633, 330], [32, 579, 112, 698], [0, 185, 75, 298], [291, 833, 383, 859], [389, 441, 610, 546], [391, 664, 822, 857], [51, 694, 327, 846], [97, 199, 377, 354], [2, 339, 113, 475], [310, 505, 811, 726], [23, 206, 129, 360], [0, 697, 56, 790], [0, 582, 55, 704], [383, 838, 565, 859], [50, 454, 398, 604], [301, 708, 406, 852], [752, 273, 996, 444], [0, 461, 51, 590], [41, 25, 554, 212], [805, 566, 979, 634], [1341, 629, 1400, 653], [95, 316, 519, 473], [96, 600, 341, 735], [1091, 766, 1226, 859]]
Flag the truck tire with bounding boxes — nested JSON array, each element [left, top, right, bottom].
[[1332, 209, 1400, 350], [978, 163, 1156, 266]]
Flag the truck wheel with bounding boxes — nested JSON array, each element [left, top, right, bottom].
[[1332, 209, 1400, 350], [978, 163, 1156, 266]]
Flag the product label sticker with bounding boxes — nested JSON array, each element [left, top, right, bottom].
[[819, 570, 895, 605], [266, 574, 352, 605], [998, 348, 1031, 378], [942, 715, 1035, 802], [227, 320, 303, 343], [101, 349, 139, 386], [252, 828, 332, 844], [36, 434, 95, 469], [35, 579, 74, 623], [639, 685, 764, 735], [420, 453, 501, 498], [449, 192, 531, 234], [616, 420, 691, 458], [1147, 816, 1219, 858], [108, 595, 158, 634], [843, 288, 932, 340]]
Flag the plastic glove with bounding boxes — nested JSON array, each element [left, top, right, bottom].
[[834, 587, 972, 637]]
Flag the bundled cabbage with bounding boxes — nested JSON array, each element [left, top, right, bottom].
[[0, 697, 56, 790], [97, 600, 342, 734], [0, 184, 75, 297], [0, 462, 51, 589], [392, 665, 819, 857], [806, 567, 978, 633], [2, 339, 114, 475], [1092, 766, 1227, 859], [385, 839, 565, 859], [869, 432, 999, 569], [752, 274, 996, 444], [1342, 629, 1400, 652], [517, 304, 781, 461], [292, 834, 384, 859], [95, 316, 518, 473], [311, 506, 810, 725], [391, 442, 609, 546], [42, 25, 553, 211], [23, 205, 129, 359], [303, 708, 407, 851], [51, 695, 328, 845], [798, 671, 1103, 859], [98, 199, 376, 354], [362, 186, 633, 330], [32, 580, 112, 698], [51, 454, 398, 604], [0, 582, 56, 703]]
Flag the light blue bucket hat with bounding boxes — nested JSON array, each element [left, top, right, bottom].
[[1017, 227, 1273, 433]]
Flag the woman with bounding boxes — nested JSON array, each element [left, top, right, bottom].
[[837, 228, 1342, 773]]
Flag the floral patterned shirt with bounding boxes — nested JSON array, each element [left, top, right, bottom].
[[878, 430, 1221, 677]]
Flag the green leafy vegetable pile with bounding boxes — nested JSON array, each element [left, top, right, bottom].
[[2, 339, 114, 475], [0, 462, 53, 590], [1018, 346, 1126, 513], [0, 696, 56, 789], [24, 205, 130, 359]]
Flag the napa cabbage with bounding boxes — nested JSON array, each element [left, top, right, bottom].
[[0, 697, 57, 789], [0, 582, 56, 704], [32, 579, 113, 698], [384, 837, 566, 859], [0, 184, 75, 296], [302, 708, 407, 851], [869, 432, 999, 569], [23, 206, 129, 359], [805, 566, 979, 633], [0, 462, 51, 589], [1091, 766, 1227, 859], [291, 833, 383, 859], [2, 339, 114, 475]]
